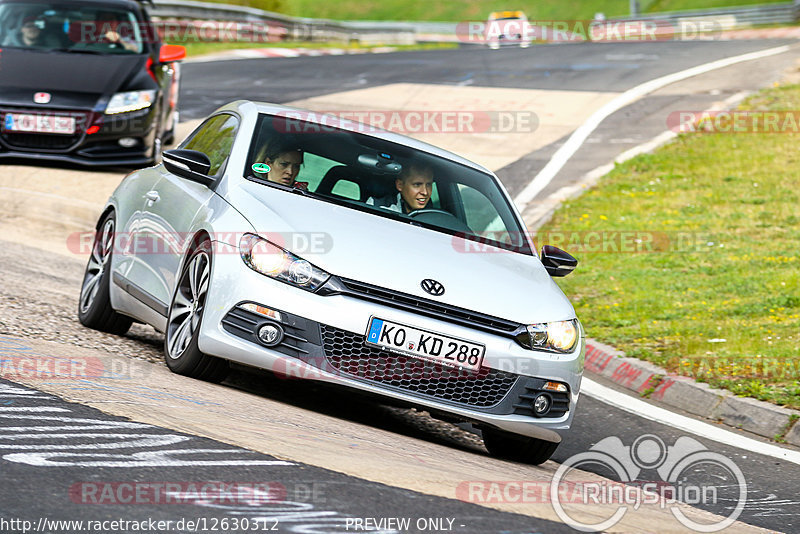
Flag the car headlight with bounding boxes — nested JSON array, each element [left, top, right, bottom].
[[516, 319, 580, 353], [105, 90, 156, 114], [239, 234, 329, 292]]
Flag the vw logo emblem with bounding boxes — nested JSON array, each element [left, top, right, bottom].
[[34, 92, 51, 104], [420, 278, 445, 296]]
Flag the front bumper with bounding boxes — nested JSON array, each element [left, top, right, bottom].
[[199, 242, 585, 443], [0, 106, 156, 167]]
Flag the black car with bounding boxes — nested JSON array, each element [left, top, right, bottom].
[[0, 0, 185, 166]]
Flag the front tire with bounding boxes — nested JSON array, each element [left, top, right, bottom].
[[482, 428, 559, 465], [164, 240, 228, 382], [77, 213, 133, 335]]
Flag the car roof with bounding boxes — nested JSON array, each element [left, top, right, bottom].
[[220, 100, 495, 176]]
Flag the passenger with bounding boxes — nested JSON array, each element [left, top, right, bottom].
[[367, 163, 433, 214], [255, 143, 308, 190], [3, 16, 59, 48]]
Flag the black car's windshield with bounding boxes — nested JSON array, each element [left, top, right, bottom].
[[0, 2, 143, 54], [246, 113, 533, 255]]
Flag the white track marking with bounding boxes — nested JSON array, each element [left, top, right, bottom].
[[582, 378, 800, 465], [524, 90, 750, 229], [514, 45, 791, 211]]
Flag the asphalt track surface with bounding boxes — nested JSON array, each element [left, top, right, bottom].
[[2, 39, 800, 533], [0, 377, 566, 534]]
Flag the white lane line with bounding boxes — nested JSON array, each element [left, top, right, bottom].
[[513, 44, 792, 211], [0, 407, 68, 412], [582, 378, 800, 466], [523, 90, 750, 229]]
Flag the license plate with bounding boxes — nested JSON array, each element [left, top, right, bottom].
[[3, 113, 76, 135], [366, 317, 485, 372]]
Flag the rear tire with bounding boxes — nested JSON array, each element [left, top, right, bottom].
[[482, 428, 559, 465], [77, 213, 133, 335], [164, 240, 228, 382]]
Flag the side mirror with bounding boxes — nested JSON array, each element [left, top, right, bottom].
[[540, 245, 578, 277], [163, 149, 214, 186], [159, 44, 186, 63]]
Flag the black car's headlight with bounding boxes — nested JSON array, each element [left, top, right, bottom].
[[515, 319, 580, 353], [239, 234, 329, 292], [105, 90, 156, 114]]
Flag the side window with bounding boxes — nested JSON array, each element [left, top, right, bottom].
[[331, 180, 360, 200], [180, 114, 239, 177], [455, 183, 518, 245], [301, 153, 339, 191], [457, 184, 496, 232]]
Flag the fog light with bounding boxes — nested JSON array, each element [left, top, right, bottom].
[[118, 137, 139, 148], [257, 323, 284, 347], [533, 394, 551, 416]]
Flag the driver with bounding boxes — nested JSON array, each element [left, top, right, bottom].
[[254, 142, 308, 190], [367, 163, 433, 214]]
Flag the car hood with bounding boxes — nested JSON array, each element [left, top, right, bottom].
[[228, 183, 577, 324], [0, 49, 145, 108]]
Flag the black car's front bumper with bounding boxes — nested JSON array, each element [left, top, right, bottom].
[[0, 106, 157, 167]]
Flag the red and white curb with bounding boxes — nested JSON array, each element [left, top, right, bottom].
[[584, 339, 800, 448]]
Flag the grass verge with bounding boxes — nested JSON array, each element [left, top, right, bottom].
[[536, 83, 800, 409]]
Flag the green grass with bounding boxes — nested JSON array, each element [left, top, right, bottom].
[[197, 0, 789, 21], [535, 84, 800, 409]]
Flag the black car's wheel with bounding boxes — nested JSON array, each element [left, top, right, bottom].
[[77, 213, 133, 335], [164, 240, 228, 382], [482, 428, 559, 465]]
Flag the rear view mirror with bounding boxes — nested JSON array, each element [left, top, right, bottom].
[[163, 149, 214, 186], [540, 245, 578, 277], [358, 153, 402, 174]]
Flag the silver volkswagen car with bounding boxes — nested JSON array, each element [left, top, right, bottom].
[[78, 100, 584, 464]]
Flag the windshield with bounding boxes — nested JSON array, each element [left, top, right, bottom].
[[0, 2, 144, 54], [246, 113, 533, 255]]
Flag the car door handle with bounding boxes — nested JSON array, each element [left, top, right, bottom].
[[144, 191, 160, 203]]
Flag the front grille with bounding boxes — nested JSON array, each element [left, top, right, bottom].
[[320, 325, 519, 408], [333, 277, 522, 336], [2, 132, 80, 150]]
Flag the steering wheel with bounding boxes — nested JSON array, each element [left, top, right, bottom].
[[406, 208, 472, 233], [407, 208, 453, 218]]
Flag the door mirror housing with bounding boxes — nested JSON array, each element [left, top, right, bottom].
[[163, 149, 214, 186], [540, 245, 578, 277], [159, 44, 186, 63]]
